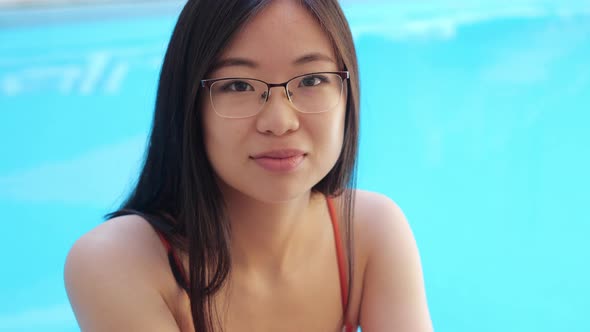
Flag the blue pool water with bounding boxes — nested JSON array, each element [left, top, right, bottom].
[[1, 1, 589, 331]]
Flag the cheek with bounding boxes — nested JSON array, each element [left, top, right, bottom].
[[330, 107, 347, 164], [310, 107, 346, 161], [204, 119, 233, 160], [335, 108, 346, 143], [201, 105, 216, 158], [202, 111, 252, 176], [202, 105, 230, 170], [203, 124, 236, 189]]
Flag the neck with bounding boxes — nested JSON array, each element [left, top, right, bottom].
[[222, 188, 326, 275]]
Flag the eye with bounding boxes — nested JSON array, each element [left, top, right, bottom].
[[299, 74, 329, 87], [220, 80, 255, 92]]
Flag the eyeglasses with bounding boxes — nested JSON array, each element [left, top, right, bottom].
[[200, 71, 349, 119]]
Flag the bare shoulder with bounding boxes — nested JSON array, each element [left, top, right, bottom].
[[64, 215, 181, 331], [351, 189, 417, 274], [353, 189, 410, 248], [352, 189, 433, 331], [353, 189, 406, 224], [65, 215, 168, 287]]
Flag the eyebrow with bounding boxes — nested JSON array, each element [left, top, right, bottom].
[[212, 58, 258, 71], [293, 52, 337, 66], [211, 52, 337, 71]]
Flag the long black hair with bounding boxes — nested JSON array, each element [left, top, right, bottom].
[[106, 0, 360, 330]]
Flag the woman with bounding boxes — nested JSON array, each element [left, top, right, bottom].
[[64, 0, 433, 331]]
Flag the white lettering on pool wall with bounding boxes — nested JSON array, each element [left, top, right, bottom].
[[0, 46, 164, 96]]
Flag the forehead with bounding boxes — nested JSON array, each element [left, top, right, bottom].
[[216, 0, 337, 73]]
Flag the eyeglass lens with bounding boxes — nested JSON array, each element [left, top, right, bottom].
[[209, 73, 344, 118]]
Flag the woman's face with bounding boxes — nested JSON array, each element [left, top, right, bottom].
[[202, 0, 346, 203]]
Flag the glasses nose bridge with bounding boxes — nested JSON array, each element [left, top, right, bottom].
[[265, 81, 292, 100]]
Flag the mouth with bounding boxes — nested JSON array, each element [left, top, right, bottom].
[[251, 149, 306, 159], [250, 149, 307, 172]]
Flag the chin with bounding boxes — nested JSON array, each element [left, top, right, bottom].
[[245, 184, 313, 204], [218, 176, 316, 205]]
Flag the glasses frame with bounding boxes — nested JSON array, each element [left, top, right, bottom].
[[200, 71, 350, 119]]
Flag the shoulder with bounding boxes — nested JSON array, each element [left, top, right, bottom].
[[353, 189, 405, 221], [351, 189, 418, 275], [353, 189, 410, 247], [351, 189, 433, 331], [64, 215, 181, 331], [65, 215, 167, 282], [331, 189, 410, 263]]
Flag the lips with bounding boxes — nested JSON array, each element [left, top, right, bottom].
[[251, 149, 306, 159], [250, 149, 306, 172]]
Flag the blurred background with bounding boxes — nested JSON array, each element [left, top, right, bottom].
[[1, 0, 589, 331]]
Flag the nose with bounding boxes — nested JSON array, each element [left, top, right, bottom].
[[255, 86, 300, 136]]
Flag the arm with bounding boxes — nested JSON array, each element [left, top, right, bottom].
[[358, 193, 433, 332], [64, 220, 181, 332]]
